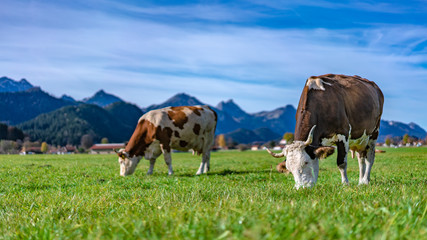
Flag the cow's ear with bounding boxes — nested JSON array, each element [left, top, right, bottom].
[[276, 161, 288, 173], [314, 146, 335, 159]]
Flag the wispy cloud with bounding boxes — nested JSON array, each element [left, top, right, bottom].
[[251, 0, 427, 14]]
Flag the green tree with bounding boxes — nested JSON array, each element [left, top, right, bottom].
[[41, 142, 48, 153], [385, 137, 391, 146], [6, 126, 24, 141], [216, 134, 226, 149], [81, 134, 94, 150], [402, 134, 409, 145], [101, 137, 109, 144], [267, 140, 276, 148], [282, 132, 294, 144]]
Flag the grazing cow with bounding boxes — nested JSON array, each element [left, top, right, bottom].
[[267, 74, 384, 189], [117, 105, 217, 176]]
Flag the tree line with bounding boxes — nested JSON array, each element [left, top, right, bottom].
[[0, 123, 24, 141]]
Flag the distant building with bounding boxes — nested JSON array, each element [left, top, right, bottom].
[[90, 143, 125, 154], [20, 147, 42, 155], [251, 145, 260, 151], [59, 145, 76, 154]]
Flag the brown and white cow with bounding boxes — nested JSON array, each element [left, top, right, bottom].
[[267, 74, 384, 189], [117, 105, 217, 176]]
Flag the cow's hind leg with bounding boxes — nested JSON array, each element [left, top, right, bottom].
[[356, 151, 366, 185], [361, 140, 376, 185], [196, 151, 210, 175], [163, 150, 174, 175], [336, 141, 349, 185]]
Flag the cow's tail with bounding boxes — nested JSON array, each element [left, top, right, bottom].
[[265, 148, 285, 158]]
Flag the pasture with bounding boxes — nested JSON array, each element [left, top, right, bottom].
[[0, 147, 426, 239]]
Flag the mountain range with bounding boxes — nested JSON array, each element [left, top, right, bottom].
[[0, 76, 33, 92], [1, 76, 426, 145]]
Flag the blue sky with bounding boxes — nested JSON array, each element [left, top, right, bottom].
[[1, 0, 427, 129]]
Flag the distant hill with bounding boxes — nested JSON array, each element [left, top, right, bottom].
[[18, 104, 136, 146], [252, 105, 296, 135], [61, 94, 76, 103], [0, 76, 33, 92], [104, 101, 144, 129], [224, 127, 282, 144], [82, 90, 123, 107], [224, 128, 261, 144], [216, 99, 250, 122], [379, 120, 426, 142], [0, 87, 75, 125], [253, 127, 283, 142]]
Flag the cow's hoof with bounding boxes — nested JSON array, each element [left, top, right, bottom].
[[358, 180, 369, 185]]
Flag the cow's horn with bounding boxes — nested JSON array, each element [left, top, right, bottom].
[[305, 125, 316, 146], [265, 148, 285, 158]]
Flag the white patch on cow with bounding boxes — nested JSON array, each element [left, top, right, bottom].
[[306, 77, 332, 91], [321, 134, 348, 147], [144, 141, 162, 160]]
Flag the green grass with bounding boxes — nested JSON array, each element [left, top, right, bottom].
[[0, 147, 426, 239]]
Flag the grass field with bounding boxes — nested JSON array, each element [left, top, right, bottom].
[[0, 147, 426, 239]]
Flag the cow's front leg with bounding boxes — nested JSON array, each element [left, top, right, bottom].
[[361, 140, 376, 185], [336, 141, 349, 185], [163, 151, 174, 175], [196, 151, 210, 175], [147, 159, 156, 175]]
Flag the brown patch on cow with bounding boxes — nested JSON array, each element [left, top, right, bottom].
[[156, 126, 173, 152], [168, 107, 188, 129], [193, 123, 201, 135], [186, 106, 204, 116], [314, 146, 335, 159], [125, 119, 157, 157], [276, 161, 289, 173], [125, 118, 175, 156], [179, 140, 188, 148], [174, 131, 180, 138]]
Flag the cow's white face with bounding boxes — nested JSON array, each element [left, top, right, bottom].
[[284, 142, 319, 189], [117, 149, 142, 176]]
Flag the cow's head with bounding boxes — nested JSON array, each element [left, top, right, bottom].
[[267, 125, 334, 189], [116, 149, 142, 176]]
